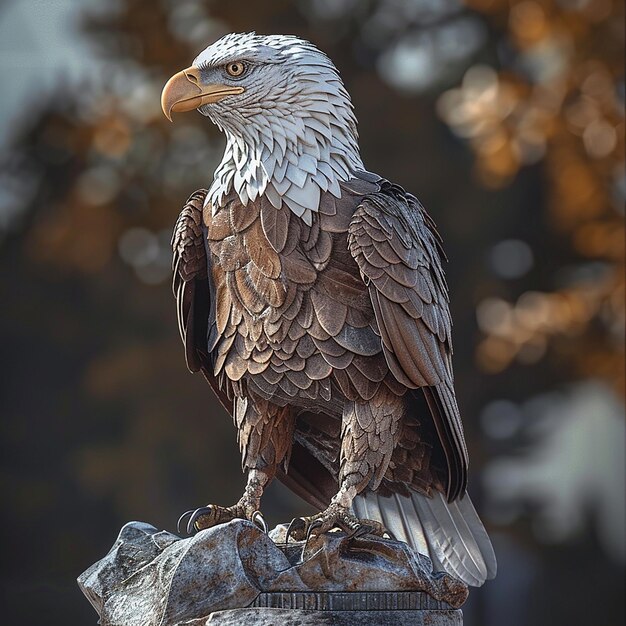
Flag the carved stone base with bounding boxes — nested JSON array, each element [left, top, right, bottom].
[[251, 590, 454, 610], [78, 521, 467, 626], [207, 607, 463, 625]]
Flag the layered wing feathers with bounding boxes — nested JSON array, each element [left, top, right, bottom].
[[348, 180, 468, 500], [171, 189, 232, 412]]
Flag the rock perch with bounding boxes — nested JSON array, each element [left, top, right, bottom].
[[78, 520, 467, 625]]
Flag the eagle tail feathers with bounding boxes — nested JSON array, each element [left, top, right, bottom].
[[352, 490, 496, 587]]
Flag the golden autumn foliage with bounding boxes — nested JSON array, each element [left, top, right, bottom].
[[437, 0, 624, 391]]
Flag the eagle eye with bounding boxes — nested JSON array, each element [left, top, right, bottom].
[[226, 62, 247, 78]]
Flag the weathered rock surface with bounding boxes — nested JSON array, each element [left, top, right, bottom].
[[78, 520, 467, 626], [206, 607, 463, 625]]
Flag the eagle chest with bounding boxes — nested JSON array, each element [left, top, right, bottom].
[[205, 200, 287, 319], [203, 195, 339, 389], [202, 192, 384, 406]]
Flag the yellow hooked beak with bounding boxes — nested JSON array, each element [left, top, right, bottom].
[[161, 66, 245, 121]]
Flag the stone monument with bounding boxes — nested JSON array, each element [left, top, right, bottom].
[[78, 519, 467, 625]]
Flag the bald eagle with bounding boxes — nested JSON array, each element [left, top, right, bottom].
[[162, 33, 496, 587]]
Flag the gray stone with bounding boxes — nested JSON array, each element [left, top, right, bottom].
[[78, 520, 467, 626], [206, 607, 463, 625]]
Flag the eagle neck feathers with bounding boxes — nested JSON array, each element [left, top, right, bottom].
[[206, 61, 364, 226]]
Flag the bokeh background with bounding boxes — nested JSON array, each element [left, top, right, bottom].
[[1, 0, 624, 624]]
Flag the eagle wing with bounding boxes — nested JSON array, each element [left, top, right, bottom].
[[171, 189, 233, 412], [348, 179, 469, 501]]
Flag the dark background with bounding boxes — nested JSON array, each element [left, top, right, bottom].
[[0, 0, 624, 624]]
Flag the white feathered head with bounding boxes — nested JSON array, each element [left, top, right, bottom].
[[161, 33, 364, 224]]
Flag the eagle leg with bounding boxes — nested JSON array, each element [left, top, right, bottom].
[[179, 397, 295, 536], [288, 393, 403, 543], [179, 468, 272, 535]]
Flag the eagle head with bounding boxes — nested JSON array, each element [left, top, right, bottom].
[[161, 33, 364, 224]]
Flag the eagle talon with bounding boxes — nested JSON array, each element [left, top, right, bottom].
[[187, 505, 215, 534], [287, 506, 390, 545], [305, 518, 323, 542], [286, 517, 306, 543], [176, 509, 195, 535], [178, 501, 260, 535], [251, 510, 268, 533]]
